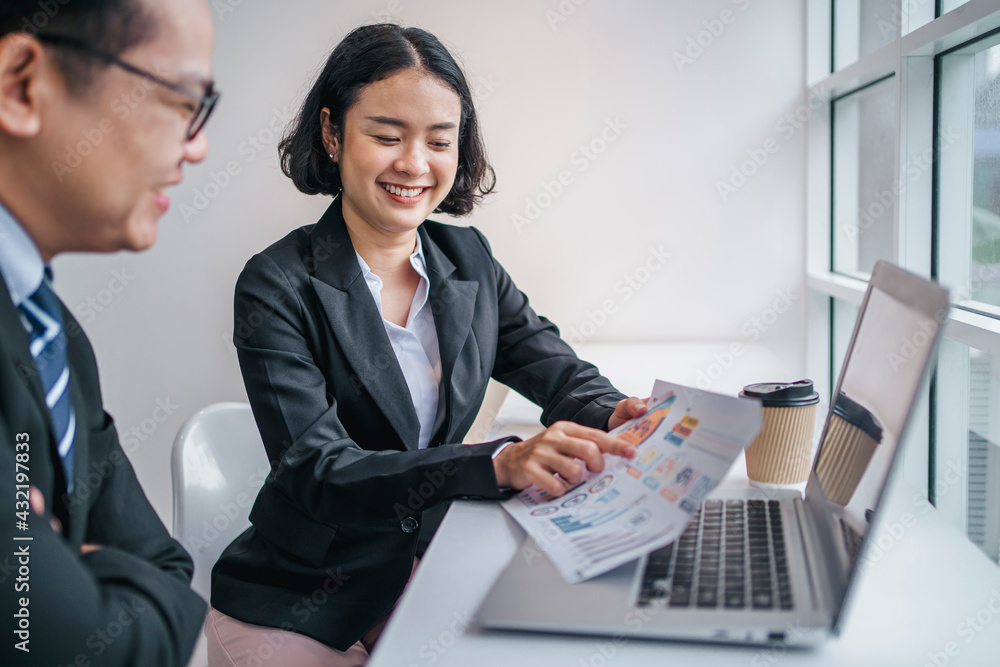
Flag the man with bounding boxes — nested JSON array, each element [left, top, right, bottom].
[[0, 0, 216, 664]]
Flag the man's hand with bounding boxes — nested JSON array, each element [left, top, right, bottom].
[[29, 485, 62, 534], [30, 485, 100, 554], [608, 396, 650, 431], [493, 421, 636, 496]]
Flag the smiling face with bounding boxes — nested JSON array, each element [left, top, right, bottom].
[[326, 68, 461, 239], [9, 0, 214, 258]]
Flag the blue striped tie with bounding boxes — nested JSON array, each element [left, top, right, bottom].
[[19, 271, 75, 491]]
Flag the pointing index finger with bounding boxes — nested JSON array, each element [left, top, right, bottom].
[[559, 423, 637, 461], [607, 433, 637, 459], [586, 428, 636, 459]]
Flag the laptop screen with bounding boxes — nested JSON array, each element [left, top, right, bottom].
[[804, 261, 949, 632]]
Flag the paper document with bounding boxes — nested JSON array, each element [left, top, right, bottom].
[[501, 380, 763, 583]]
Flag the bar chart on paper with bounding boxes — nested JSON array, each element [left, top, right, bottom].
[[502, 380, 763, 583]]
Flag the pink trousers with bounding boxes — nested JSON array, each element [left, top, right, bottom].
[[205, 558, 418, 666]]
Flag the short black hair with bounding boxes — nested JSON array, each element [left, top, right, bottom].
[[279, 24, 496, 217], [0, 0, 156, 93]]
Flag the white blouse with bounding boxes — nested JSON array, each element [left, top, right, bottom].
[[355, 233, 444, 450]]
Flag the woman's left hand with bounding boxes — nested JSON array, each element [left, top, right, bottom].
[[607, 396, 650, 431]]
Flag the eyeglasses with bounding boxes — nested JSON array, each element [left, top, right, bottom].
[[35, 33, 219, 140]]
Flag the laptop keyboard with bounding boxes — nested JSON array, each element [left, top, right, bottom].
[[638, 499, 793, 611]]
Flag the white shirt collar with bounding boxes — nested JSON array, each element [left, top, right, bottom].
[[0, 200, 45, 307], [354, 231, 430, 293]]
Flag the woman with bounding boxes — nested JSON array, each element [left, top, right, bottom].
[[208, 24, 647, 666]]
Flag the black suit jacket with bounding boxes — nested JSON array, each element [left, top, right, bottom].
[[211, 199, 626, 650], [0, 272, 206, 666]]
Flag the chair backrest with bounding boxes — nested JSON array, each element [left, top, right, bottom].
[[170, 402, 271, 601]]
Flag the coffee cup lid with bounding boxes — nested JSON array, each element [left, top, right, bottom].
[[739, 380, 820, 408], [831, 392, 883, 442]]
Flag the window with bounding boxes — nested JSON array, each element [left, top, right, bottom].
[[935, 341, 1000, 563], [807, 0, 1000, 564], [832, 77, 896, 277], [967, 348, 1000, 561], [939, 38, 1000, 314], [833, 0, 898, 70]]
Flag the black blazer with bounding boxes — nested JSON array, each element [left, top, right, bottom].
[[0, 274, 206, 666], [211, 199, 625, 650]]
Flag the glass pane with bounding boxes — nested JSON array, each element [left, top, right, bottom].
[[967, 348, 1000, 563], [832, 78, 896, 278], [934, 341, 1000, 565], [833, 0, 897, 71], [970, 44, 1000, 308], [968, 348, 1000, 564], [941, 1, 970, 15], [831, 299, 859, 393]]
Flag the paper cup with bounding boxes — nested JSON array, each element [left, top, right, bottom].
[[740, 381, 820, 486]]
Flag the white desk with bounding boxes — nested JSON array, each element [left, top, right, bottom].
[[368, 343, 1000, 667], [368, 481, 1000, 667]]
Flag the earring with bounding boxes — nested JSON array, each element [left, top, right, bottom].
[[328, 153, 334, 160]]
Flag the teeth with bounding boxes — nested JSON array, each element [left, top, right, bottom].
[[381, 184, 423, 198]]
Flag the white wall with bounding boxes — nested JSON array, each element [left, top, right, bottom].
[[52, 0, 807, 526]]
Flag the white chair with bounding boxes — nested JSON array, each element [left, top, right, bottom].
[[170, 402, 271, 601]]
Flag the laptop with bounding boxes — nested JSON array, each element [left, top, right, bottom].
[[476, 260, 950, 646]]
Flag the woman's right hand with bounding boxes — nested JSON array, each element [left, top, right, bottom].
[[493, 421, 636, 496]]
